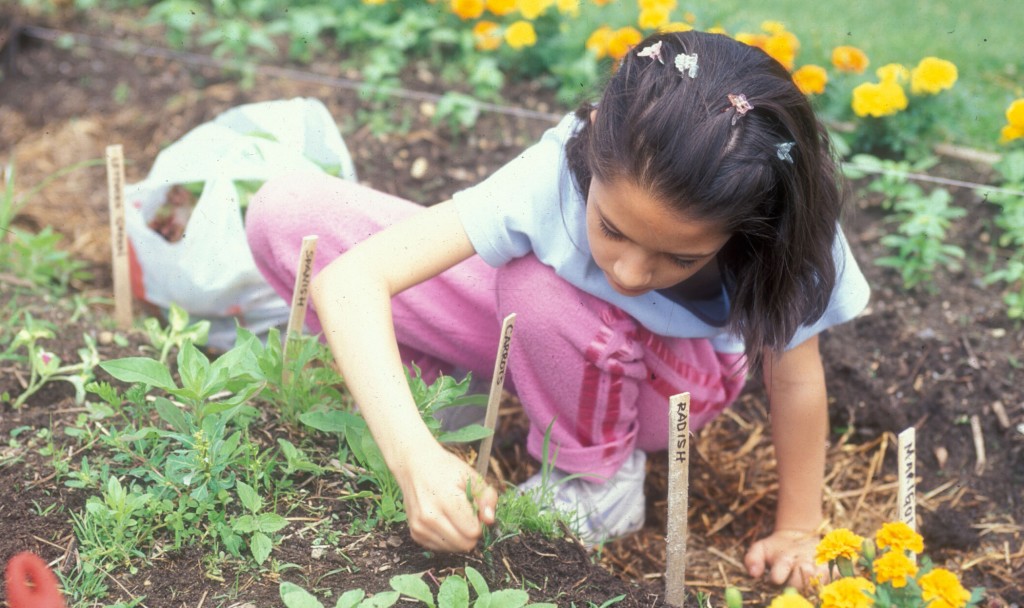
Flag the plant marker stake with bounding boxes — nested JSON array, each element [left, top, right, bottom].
[[475, 313, 516, 477], [283, 235, 318, 382], [105, 144, 132, 330], [666, 391, 691, 607], [896, 427, 916, 531]]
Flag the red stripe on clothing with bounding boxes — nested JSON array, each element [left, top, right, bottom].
[[601, 359, 625, 458], [577, 362, 601, 447]]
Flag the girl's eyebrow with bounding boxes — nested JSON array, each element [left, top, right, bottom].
[[599, 210, 717, 259]]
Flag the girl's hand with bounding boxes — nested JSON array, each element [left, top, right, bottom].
[[744, 529, 829, 591], [396, 444, 497, 553]]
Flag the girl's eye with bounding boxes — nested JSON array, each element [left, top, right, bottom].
[[598, 218, 624, 240], [669, 256, 698, 269]]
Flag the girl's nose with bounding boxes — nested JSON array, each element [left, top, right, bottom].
[[613, 250, 654, 290]]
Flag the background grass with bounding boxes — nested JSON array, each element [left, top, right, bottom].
[[690, 0, 1022, 152]]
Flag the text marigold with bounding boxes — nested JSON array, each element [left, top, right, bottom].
[[832, 45, 869, 74], [793, 65, 828, 95]]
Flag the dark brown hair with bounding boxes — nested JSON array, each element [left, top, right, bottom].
[[566, 30, 844, 371]]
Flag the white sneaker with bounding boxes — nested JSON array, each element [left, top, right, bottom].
[[519, 450, 646, 546]]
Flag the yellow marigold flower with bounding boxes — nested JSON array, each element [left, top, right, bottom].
[[607, 26, 643, 60], [486, 0, 516, 15], [473, 21, 503, 51], [504, 20, 537, 48], [451, 0, 485, 19], [875, 521, 924, 554], [820, 578, 875, 608], [362, 0, 387, 5], [761, 20, 787, 34], [851, 80, 908, 118], [638, 0, 676, 9], [920, 568, 972, 608], [591, 0, 614, 5], [765, 31, 799, 70], [556, 0, 579, 15], [872, 550, 918, 588], [1001, 124, 1024, 143], [793, 65, 828, 95], [1007, 98, 1024, 126], [816, 529, 865, 564], [735, 32, 768, 50], [911, 56, 958, 95], [517, 0, 552, 19], [876, 63, 909, 84], [832, 45, 869, 74], [768, 590, 815, 608], [586, 25, 613, 59], [638, 6, 670, 30], [659, 22, 693, 33]]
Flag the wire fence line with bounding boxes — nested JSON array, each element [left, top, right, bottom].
[[12, 24, 1024, 199]]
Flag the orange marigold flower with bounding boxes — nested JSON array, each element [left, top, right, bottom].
[[486, 0, 516, 15], [911, 56, 958, 95], [768, 590, 815, 608], [832, 45, 869, 73], [816, 529, 865, 564], [735, 32, 768, 50], [764, 31, 799, 70], [851, 80, 908, 118], [504, 20, 537, 48], [591, 0, 615, 5], [638, 6, 670, 30], [607, 26, 643, 60], [451, 0, 485, 19], [820, 577, 875, 608], [875, 521, 924, 554], [872, 550, 918, 588], [920, 568, 972, 608], [517, 0, 552, 19], [473, 21, 503, 51], [793, 65, 828, 95], [585, 25, 613, 59]]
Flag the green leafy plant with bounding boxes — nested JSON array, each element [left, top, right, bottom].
[[252, 326, 347, 427], [874, 186, 966, 291], [143, 302, 212, 364], [3, 313, 99, 408], [980, 150, 1024, 317], [280, 566, 557, 608], [229, 480, 290, 565]]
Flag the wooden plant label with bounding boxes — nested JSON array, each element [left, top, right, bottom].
[[897, 427, 916, 530], [666, 391, 691, 607], [475, 313, 516, 477], [283, 235, 318, 382], [105, 144, 132, 330]]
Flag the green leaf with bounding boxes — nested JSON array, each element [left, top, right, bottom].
[[236, 480, 262, 513], [232, 514, 258, 534], [465, 566, 489, 599], [177, 341, 210, 396], [488, 589, 528, 608], [359, 591, 399, 607], [438, 424, 493, 444], [390, 574, 435, 607], [100, 357, 175, 390], [437, 575, 469, 608], [334, 589, 366, 608], [155, 397, 191, 434], [250, 531, 273, 564], [301, 409, 363, 433], [280, 582, 325, 608], [257, 513, 289, 533]]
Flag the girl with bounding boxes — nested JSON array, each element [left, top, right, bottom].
[[246, 30, 869, 589]]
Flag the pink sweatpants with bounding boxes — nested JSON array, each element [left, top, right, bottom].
[[245, 172, 747, 480]]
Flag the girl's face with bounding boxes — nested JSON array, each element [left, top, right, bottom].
[[586, 176, 732, 297]]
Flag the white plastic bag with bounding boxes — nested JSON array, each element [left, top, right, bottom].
[[125, 98, 356, 350]]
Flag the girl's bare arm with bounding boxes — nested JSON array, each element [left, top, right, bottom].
[[310, 199, 497, 552], [744, 335, 829, 589]]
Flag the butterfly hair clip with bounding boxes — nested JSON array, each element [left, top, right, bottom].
[[674, 52, 699, 78], [727, 93, 753, 125], [637, 41, 665, 64], [776, 141, 795, 163]]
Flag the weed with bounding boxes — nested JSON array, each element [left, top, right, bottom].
[[3, 313, 100, 408], [143, 302, 211, 365], [979, 150, 1024, 317]]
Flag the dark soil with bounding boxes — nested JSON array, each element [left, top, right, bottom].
[[1, 6, 1022, 607]]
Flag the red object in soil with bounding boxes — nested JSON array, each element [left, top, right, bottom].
[[5, 552, 67, 608]]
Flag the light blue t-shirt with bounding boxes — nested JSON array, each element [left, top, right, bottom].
[[452, 113, 870, 354]]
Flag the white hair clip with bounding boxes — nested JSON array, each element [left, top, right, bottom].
[[674, 52, 699, 78], [776, 141, 795, 163], [637, 41, 665, 64], [727, 93, 753, 125]]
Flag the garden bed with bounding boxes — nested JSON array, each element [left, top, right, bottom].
[[1, 6, 1022, 607]]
